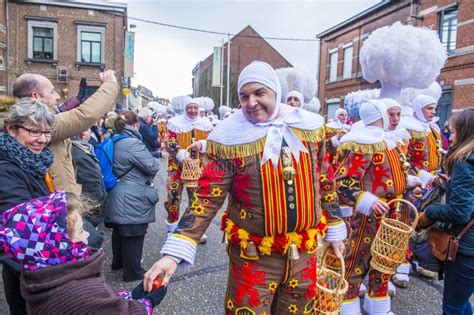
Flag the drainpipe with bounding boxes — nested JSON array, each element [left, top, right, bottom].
[[316, 37, 322, 99], [5, 0, 9, 94]]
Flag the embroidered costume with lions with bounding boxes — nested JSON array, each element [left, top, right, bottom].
[[401, 95, 443, 187], [149, 62, 347, 315], [335, 100, 409, 315], [164, 98, 213, 233]]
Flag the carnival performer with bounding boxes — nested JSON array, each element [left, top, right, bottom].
[[336, 100, 409, 314], [285, 90, 304, 108], [326, 108, 351, 165], [400, 94, 444, 279], [164, 98, 213, 236], [144, 61, 347, 314], [383, 98, 413, 289]]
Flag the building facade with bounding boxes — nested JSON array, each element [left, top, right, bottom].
[[0, 0, 7, 95], [6, 0, 127, 102], [192, 25, 292, 108], [317, 0, 474, 127]]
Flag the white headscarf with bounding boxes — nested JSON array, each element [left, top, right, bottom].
[[327, 108, 349, 130], [360, 99, 389, 129], [413, 94, 439, 123], [285, 90, 304, 105], [238, 61, 281, 122], [381, 98, 411, 144], [208, 61, 324, 167], [341, 99, 392, 147], [167, 98, 213, 133]]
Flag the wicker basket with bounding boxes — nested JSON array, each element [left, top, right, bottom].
[[314, 249, 348, 315], [180, 146, 202, 188], [370, 199, 418, 274]]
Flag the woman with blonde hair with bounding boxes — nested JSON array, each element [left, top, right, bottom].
[[418, 108, 474, 314]]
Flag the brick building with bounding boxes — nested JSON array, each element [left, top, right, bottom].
[[192, 25, 292, 108], [1, 0, 7, 95], [5, 0, 127, 102], [317, 0, 474, 127]]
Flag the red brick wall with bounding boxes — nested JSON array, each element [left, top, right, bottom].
[[194, 26, 292, 107], [7, 2, 126, 100], [318, 0, 474, 115]]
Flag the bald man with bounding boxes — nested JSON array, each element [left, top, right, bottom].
[[13, 71, 119, 195]]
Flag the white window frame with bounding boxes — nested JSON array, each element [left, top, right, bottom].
[[342, 43, 353, 79], [77, 24, 105, 63], [27, 20, 58, 60], [328, 48, 338, 82]]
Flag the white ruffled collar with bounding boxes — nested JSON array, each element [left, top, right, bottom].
[[208, 103, 324, 146], [326, 120, 350, 131], [167, 115, 213, 133], [400, 115, 440, 133], [340, 125, 400, 151]]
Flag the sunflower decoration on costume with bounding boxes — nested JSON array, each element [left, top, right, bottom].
[[355, 267, 363, 275], [268, 281, 278, 294], [423, 161, 429, 167], [210, 187, 223, 197], [288, 304, 298, 314], [288, 279, 299, 289], [193, 204, 205, 215], [226, 299, 234, 310], [385, 179, 393, 187], [363, 236, 371, 244], [339, 166, 347, 174], [240, 208, 247, 219]]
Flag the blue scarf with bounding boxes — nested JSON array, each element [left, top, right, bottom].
[[0, 131, 54, 178]]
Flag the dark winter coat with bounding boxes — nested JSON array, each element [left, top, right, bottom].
[[20, 250, 148, 315], [0, 151, 50, 213], [426, 152, 474, 256], [139, 120, 160, 153], [72, 139, 107, 226], [105, 126, 159, 225]]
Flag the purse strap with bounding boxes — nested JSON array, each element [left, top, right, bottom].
[[456, 218, 474, 240]]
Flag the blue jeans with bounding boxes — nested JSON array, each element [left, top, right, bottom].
[[443, 253, 474, 315]]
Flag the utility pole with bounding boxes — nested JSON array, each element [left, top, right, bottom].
[[226, 33, 231, 106], [220, 38, 224, 106]]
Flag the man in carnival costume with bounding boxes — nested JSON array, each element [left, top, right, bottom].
[[336, 100, 410, 315], [326, 108, 351, 165], [285, 90, 304, 108], [400, 94, 444, 279], [164, 98, 213, 236], [144, 61, 347, 314]]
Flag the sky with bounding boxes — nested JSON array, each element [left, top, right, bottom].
[[123, 0, 380, 99]]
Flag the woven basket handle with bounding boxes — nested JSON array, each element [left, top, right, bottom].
[[321, 247, 346, 291], [186, 145, 200, 160], [386, 199, 419, 230]]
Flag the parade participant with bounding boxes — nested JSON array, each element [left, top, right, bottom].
[[164, 98, 213, 235], [401, 94, 444, 279], [144, 61, 346, 314], [285, 90, 304, 108], [336, 100, 409, 314], [0, 192, 166, 315], [382, 98, 413, 289], [417, 108, 474, 314], [326, 108, 351, 165]]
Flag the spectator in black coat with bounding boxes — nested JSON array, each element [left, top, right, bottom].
[[138, 107, 162, 158], [72, 128, 107, 227]]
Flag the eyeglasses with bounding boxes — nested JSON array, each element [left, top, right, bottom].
[[18, 126, 56, 138]]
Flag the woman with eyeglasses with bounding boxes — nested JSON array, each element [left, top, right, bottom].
[[0, 98, 56, 315]]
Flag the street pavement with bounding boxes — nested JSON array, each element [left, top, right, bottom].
[[0, 163, 448, 314]]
